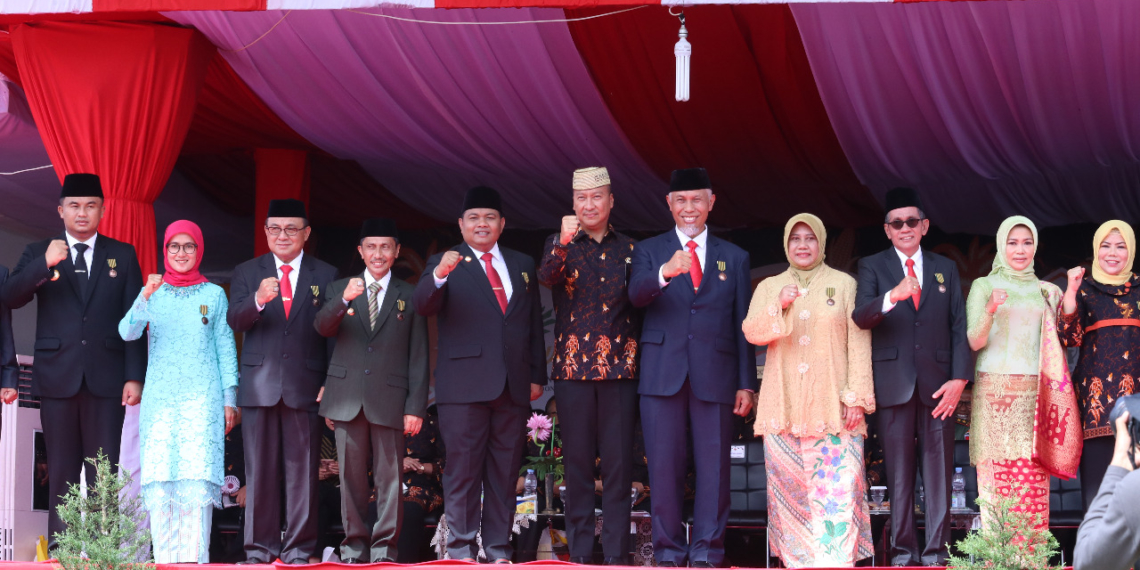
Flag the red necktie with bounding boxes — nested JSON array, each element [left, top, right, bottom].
[[905, 258, 920, 309], [687, 240, 702, 291], [482, 253, 508, 314], [281, 265, 294, 318]]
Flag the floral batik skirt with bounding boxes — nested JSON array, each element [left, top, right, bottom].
[[764, 432, 873, 567], [970, 372, 1051, 529]]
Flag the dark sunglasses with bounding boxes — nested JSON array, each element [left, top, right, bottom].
[[887, 218, 925, 230]]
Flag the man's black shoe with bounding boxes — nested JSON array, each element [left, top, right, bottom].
[[570, 557, 591, 565], [690, 562, 716, 568], [656, 562, 678, 567], [238, 559, 269, 565], [603, 556, 628, 566]]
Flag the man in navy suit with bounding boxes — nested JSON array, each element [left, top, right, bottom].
[[628, 168, 757, 568], [227, 199, 338, 565], [1, 173, 146, 547], [852, 188, 971, 567], [0, 265, 20, 404], [413, 186, 545, 563]]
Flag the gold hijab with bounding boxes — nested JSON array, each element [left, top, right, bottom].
[[1091, 220, 1136, 286], [784, 213, 827, 288], [989, 215, 1038, 283]]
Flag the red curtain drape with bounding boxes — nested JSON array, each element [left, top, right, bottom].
[[254, 148, 310, 257], [565, 5, 880, 228], [10, 21, 215, 277]]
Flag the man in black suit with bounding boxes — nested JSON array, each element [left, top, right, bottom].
[[227, 199, 338, 565], [852, 187, 972, 567], [627, 168, 756, 568], [314, 218, 430, 564], [0, 173, 146, 546], [412, 186, 545, 563], [0, 264, 19, 404]]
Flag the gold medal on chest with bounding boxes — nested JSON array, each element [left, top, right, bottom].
[[717, 260, 727, 281], [107, 259, 118, 278], [51, 269, 60, 281], [200, 304, 209, 325], [826, 287, 836, 306], [936, 272, 946, 293], [397, 299, 406, 320], [347, 308, 356, 316]]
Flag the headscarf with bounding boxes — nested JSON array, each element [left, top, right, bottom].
[[1091, 220, 1136, 286], [783, 213, 827, 288], [162, 220, 208, 288], [989, 215, 1038, 283]]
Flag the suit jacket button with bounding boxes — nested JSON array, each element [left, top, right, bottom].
[[365, 369, 371, 375], [82, 317, 87, 322], [367, 347, 373, 353], [914, 344, 921, 350], [688, 334, 694, 340], [915, 321, 921, 327], [81, 340, 87, 346], [691, 309, 696, 314], [283, 353, 289, 359], [284, 331, 290, 336]]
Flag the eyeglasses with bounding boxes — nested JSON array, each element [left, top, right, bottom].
[[887, 218, 925, 230], [166, 243, 198, 255], [266, 226, 305, 237]]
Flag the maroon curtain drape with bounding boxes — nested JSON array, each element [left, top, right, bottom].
[[11, 21, 215, 276]]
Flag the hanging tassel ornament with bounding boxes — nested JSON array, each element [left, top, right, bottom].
[[672, 9, 691, 102]]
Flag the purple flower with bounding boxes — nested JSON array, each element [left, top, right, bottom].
[[820, 446, 829, 455], [831, 456, 842, 467], [817, 470, 826, 479], [831, 472, 841, 483], [823, 499, 839, 516], [527, 412, 553, 442]]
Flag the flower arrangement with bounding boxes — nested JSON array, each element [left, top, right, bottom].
[[521, 412, 563, 484], [948, 482, 1062, 570]]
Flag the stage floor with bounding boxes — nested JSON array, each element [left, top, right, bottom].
[[0, 562, 978, 570]]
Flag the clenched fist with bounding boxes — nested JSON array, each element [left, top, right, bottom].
[[889, 275, 922, 304], [661, 249, 693, 280], [45, 239, 69, 268], [778, 284, 800, 309], [1065, 266, 1085, 296], [344, 277, 366, 302], [142, 274, 163, 300], [559, 215, 581, 246], [256, 277, 279, 306], [434, 251, 462, 280], [986, 288, 1008, 314]]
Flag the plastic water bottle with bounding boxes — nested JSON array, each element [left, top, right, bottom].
[[524, 469, 538, 497], [951, 467, 967, 511]]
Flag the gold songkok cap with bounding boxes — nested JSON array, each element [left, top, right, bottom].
[[572, 166, 611, 190]]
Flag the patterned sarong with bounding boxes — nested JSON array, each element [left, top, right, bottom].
[[976, 458, 1051, 530], [764, 432, 873, 567]]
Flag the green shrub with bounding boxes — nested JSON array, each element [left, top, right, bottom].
[[948, 482, 1062, 570], [53, 450, 152, 570]]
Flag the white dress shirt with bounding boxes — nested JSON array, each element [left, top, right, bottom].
[[434, 243, 513, 302], [658, 226, 709, 287], [65, 232, 98, 270], [882, 247, 924, 313], [257, 250, 304, 312]]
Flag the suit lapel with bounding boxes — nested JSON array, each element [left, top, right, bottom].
[[504, 250, 525, 317], [83, 239, 109, 306], [57, 235, 83, 302], [352, 275, 373, 334], [370, 278, 400, 339], [289, 256, 315, 325], [695, 238, 719, 297], [918, 250, 937, 312], [457, 243, 504, 314]]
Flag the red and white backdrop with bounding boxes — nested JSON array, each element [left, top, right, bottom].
[[3, 0, 1140, 263]]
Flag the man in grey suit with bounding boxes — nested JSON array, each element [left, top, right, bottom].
[[227, 199, 338, 564], [413, 186, 545, 563], [852, 188, 972, 567], [314, 218, 429, 564]]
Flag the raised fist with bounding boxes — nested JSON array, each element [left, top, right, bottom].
[[890, 275, 922, 304], [778, 284, 800, 309], [986, 288, 1008, 314], [434, 251, 463, 280], [559, 215, 581, 246], [142, 274, 164, 300], [344, 277, 366, 302], [662, 249, 693, 280], [45, 239, 69, 268], [256, 276, 280, 306], [1065, 266, 1085, 296]]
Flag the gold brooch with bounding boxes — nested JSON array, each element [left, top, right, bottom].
[[397, 299, 405, 312]]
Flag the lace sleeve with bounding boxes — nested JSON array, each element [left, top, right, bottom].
[[1059, 286, 1085, 348], [212, 288, 239, 407], [842, 284, 875, 414], [966, 278, 995, 349], [119, 289, 150, 341], [742, 278, 794, 346]]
